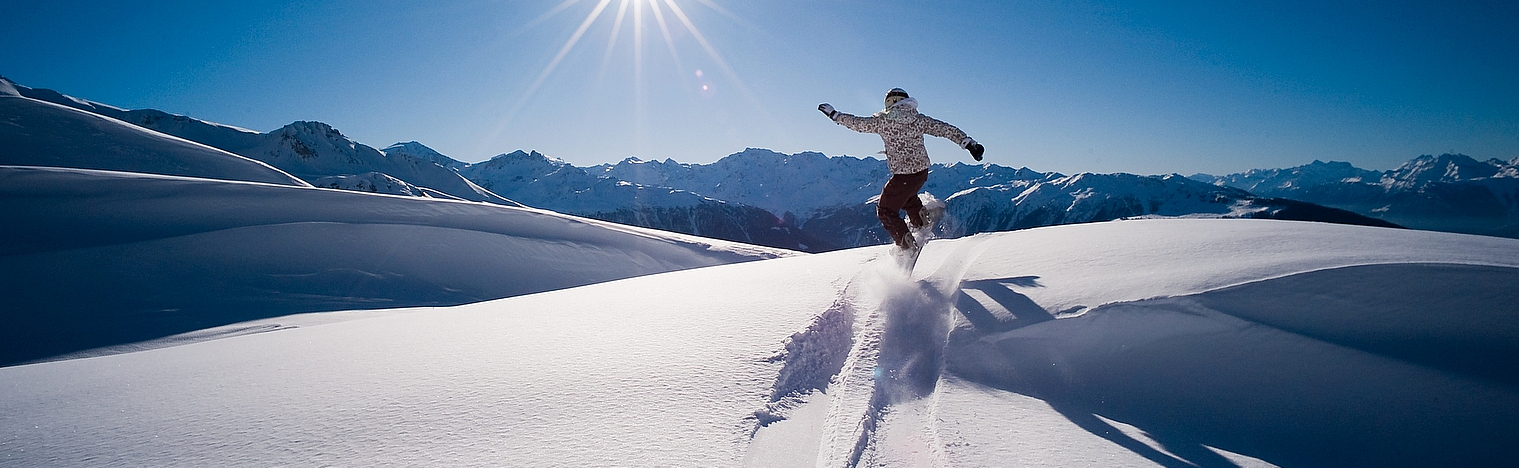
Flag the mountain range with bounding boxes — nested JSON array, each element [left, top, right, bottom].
[[10, 75, 1513, 254], [1193, 155, 1519, 238]]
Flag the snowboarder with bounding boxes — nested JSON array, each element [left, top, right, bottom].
[[818, 88, 984, 255]]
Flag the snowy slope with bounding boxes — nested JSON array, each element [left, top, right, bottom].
[[3, 219, 1515, 467], [307, 171, 455, 198], [0, 165, 794, 366], [383, 140, 468, 170], [0, 80, 308, 186], [3, 77, 513, 205]]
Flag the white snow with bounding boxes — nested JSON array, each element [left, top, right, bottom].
[[0, 165, 793, 365], [0, 89, 308, 186], [3, 218, 1516, 467]]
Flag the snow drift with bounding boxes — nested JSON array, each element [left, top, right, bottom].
[[0, 165, 793, 366], [3, 219, 1515, 467]]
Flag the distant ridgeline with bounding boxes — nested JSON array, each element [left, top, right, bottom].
[[12, 76, 1516, 251], [1191, 156, 1519, 239]]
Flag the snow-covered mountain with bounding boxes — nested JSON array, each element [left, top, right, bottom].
[[1195, 154, 1519, 237], [556, 148, 1388, 249], [1383, 153, 1515, 189], [1190, 160, 1383, 197], [383, 140, 468, 170], [594, 149, 896, 217], [2, 77, 514, 205], [462, 149, 830, 250], [593, 148, 1052, 218], [0, 79, 307, 186], [308, 171, 458, 198], [4, 219, 1516, 467], [583, 149, 1395, 248], [944, 172, 1399, 237]]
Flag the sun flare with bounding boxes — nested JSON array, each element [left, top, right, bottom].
[[491, 0, 758, 146]]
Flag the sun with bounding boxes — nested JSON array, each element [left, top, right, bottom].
[[493, 0, 752, 138]]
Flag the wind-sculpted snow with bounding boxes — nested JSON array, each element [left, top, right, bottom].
[[945, 264, 1519, 467], [2, 77, 514, 205], [0, 85, 308, 186], [0, 165, 794, 366], [6, 219, 1514, 467]]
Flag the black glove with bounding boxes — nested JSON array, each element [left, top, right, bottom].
[[818, 103, 837, 119], [969, 142, 985, 161]]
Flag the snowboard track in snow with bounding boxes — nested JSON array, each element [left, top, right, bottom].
[[764, 237, 993, 468], [754, 296, 855, 430]]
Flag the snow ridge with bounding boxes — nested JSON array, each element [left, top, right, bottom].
[[1, 77, 514, 205], [0, 165, 795, 365], [0, 80, 308, 186]]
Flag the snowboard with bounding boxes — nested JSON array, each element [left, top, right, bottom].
[[891, 193, 945, 272], [891, 238, 924, 271]]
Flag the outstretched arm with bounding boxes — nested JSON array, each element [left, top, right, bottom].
[[818, 103, 882, 134], [919, 115, 984, 161]]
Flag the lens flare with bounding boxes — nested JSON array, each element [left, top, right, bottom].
[[486, 0, 775, 156]]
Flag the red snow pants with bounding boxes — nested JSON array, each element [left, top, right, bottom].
[[877, 169, 929, 248]]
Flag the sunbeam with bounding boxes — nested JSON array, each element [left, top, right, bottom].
[[646, 0, 695, 94], [661, 0, 739, 96], [633, 0, 647, 152], [489, 0, 614, 143], [520, 0, 585, 33], [484, 0, 779, 158], [686, 0, 740, 23], [597, 0, 632, 81], [661, 0, 783, 138]]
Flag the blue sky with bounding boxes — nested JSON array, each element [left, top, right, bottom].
[[3, 0, 1515, 175]]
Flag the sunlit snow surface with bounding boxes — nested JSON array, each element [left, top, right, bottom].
[[0, 165, 792, 365], [3, 219, 1518, 467]]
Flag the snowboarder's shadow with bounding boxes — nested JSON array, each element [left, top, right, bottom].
[[945, 278, 1246, 468], [953, 277, 1054, 333]]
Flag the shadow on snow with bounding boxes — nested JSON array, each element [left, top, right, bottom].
[[946, 264, 1519, 468]]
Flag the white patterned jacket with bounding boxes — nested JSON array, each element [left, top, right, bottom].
[[829, 97, 974, 174]]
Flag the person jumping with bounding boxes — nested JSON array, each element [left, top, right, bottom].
[[818, 88, 985, 253]]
